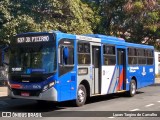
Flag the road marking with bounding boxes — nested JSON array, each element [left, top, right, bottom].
[[108, 117, 115, 119], [145, 104, 154, 107], [157, 101, 160, 103], [130, 109, 139, 111]]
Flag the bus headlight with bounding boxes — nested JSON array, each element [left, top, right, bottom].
[[43, 81, 55, 92], [49, 81, 55, 87]]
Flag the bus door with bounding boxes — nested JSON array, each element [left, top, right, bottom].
[[58, 39, 76, 101], [92, 45, 101, 94], [117, 48, 126, 91]]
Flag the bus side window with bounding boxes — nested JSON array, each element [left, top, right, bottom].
[[77, 42, 90, 65], [147, 49, 154, 65], [128, 48, 138, 65], [103, 45, 116, 65]]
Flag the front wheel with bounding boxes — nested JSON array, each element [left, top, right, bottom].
[[75, 84, 87, 107], [127, 80, 136, 97]]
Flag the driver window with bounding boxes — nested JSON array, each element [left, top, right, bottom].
[[60, 45, 74, 65], [58, 39, 74, 76]]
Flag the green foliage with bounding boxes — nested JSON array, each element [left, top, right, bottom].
[[91, 0, 159, 48], [133, 1, 144, 11], [0, 0, 159, 49], [124, 0, 160, 47], [0, 0, 98, 44]]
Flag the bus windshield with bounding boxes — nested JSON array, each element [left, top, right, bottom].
[[9, 43, 56, 74]]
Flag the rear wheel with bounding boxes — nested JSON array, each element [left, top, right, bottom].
[[75, 84, 87, 107], [127, 80, 136, 97]]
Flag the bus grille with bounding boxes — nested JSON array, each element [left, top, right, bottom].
[[12, 89, 41, 96], [10, 76, 45, 83]]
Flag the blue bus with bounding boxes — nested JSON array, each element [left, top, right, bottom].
[[3, 31, 154, 106]]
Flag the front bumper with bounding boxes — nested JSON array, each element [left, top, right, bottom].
[[8, 87, 58, 101]]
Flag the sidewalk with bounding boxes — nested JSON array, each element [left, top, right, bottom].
[[0, 87, 8, 97]]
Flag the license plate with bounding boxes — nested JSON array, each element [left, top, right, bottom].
[[21, 92, 30, 97]]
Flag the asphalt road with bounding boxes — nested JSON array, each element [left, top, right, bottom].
[[0, 83, 160, 120]]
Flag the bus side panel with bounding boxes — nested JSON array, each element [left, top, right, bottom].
[[139, 66, 154, 88], [117, 65, 125, 91], [127, 66, 141, 89], [57, 70, 77, 102], [101, 65, 116, 94], [146, 66, 155, 85], [127, 65, 154, 90], [102, 65, 127, 94], [106, 66, 124, 94], [125, 74, 130, 91], [77, 66, 92, 94]]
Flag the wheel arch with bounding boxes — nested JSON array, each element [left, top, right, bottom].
[[131, 76, 137, 89], [79, 79, 91, 98]]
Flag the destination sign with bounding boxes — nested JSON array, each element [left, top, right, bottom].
[[16, 35, 50, 43]]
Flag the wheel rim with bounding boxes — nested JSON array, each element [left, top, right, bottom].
[[78, 88, 85, 103], [131, 82, 136, 95]]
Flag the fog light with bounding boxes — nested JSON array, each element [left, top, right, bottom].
[[43, 85, 48, 92], [43, 81, 55, 92]]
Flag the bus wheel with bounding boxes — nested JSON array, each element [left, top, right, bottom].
[[75, 84, 87, 107], [127, 80, 136, 97]]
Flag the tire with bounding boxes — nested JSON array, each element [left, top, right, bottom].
[[127, 80, 136, 97], [75, 84, 87, 107]]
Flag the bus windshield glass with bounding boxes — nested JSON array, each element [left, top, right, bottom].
[[9, 43, 56, 74]]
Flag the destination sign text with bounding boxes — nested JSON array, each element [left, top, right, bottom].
[[17, 36, 49, 43]]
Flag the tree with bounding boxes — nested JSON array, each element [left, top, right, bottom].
[[0, 0, 98, 44], [92, 0, 128, 35], [123, 0, 160, 47], [1, 0, 159, 48], [91, 0, 160, 48]]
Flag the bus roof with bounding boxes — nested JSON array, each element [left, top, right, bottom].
[[84, 34, 154, 49], [84, 34, 125, 42], [16, 31, 154, 49]]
